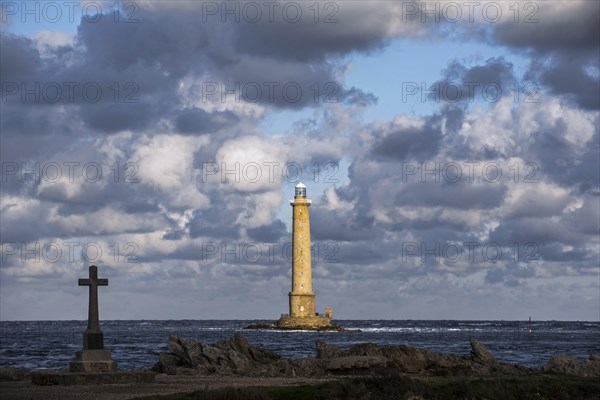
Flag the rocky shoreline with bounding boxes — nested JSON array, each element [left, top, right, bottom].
[[151, 332, 600, 378], [1, 332, 598, 387]]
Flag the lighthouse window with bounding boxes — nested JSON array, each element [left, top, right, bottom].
[[301, 284, 304, 289], [295, 187, 306, 197], [300, 272, 303, 277]]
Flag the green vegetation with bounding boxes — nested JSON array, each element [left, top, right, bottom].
[[136, 374, 600, 400]]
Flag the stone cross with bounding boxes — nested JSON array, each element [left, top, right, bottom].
[[78, 265, 108, 350]]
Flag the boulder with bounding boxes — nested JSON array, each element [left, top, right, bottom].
[[314, 337, 523, 377], [152, 353, 183, 375], [256, 358, 324, 377], [289, 358, 325, 376], [540, 354, 600, 377], [469, 338, 496, 364], [0, 367, 28, 381], [326, 356, 388, 371], [154, 332, 281, 376], [378, 345, 434, 373], [316, 341, 343, 359]]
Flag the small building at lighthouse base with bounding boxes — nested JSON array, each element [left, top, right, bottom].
[[275, 314, 333, 330], [275, 292, 334, 329]]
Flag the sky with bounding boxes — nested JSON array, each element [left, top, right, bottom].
[[0, 1, 598, 321]]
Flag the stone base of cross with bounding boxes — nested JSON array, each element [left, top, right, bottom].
[[70, 350, 118, 373]]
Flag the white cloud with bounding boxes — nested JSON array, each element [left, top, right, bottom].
[[216, 135, 288, 192], [132, 133, 208, 191], [48, 206, 163, 235]]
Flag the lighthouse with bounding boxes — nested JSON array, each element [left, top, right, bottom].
[[276, 183, 333, 330], [289, 182, 315, 317]]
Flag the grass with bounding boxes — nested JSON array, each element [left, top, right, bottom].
[[135, 374, 600, 400]]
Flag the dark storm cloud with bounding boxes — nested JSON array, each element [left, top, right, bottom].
[[0, 104, 62, 138], [0, 36, 82, 155], [1, 38, 179, 137], [538, 243, 595, 263], [528, 119, 600, 192], [0, 33, 41, 80], [188, 214, 240, 240], [371, 116, 443, 162], [397, 182, 507, 210], [387, 214, 471, 232], [527, 53, 600, 110], [40, 185, 109, 211], [492, 2, 600, 52], [187, 199, 241, 240], [367, 104, 467, 163], [440, 104, 465, 134], [174, 108, 239, 135], [488, 216, 592, 248], [221, 57, 344, 108], [122, 198, 161, 214], [490, 1, 600, 110], [328, 241, 392, 266], [505, 189, 570, 220], [561, 195, 600, 236], [247, 220, 287, 242], [163, 229, 185, 241], [75, 9, 218, 78], [79, 103, 167, 132], [232, 2, 397, 62], [429, 57, 516, 103], [484, 263, 536, 286], [50, 183, 164, 219], [311, 205, 379, 242]]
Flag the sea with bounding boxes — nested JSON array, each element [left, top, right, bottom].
[[1, 320, 599, 371]]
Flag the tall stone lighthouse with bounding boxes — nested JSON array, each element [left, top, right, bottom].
[[276, 183, 333, 329]]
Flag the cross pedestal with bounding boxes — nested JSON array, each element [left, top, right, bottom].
[[70, 265, 117, 373], [69, 349, 117, 373]]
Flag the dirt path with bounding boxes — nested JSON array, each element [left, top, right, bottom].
[[0, 374, 335, 400]]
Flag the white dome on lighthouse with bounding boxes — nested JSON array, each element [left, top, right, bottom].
[[296, 182, 306, 188]]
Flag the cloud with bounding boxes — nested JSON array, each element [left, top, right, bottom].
[[0, 1, 598, 321], [132, 134, 206, 190], [429, 57, 516, 104], [0, 33, 41, 80], [175, 108, 239, 135], [215, 135, 288, 192], [397, 181, 508, 210], [370, 115, 444, 161], [491, 1, 599, 52], [247, 219, 287, 242], [231, 1, 420, 62], [491, 1, 600, 110]]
